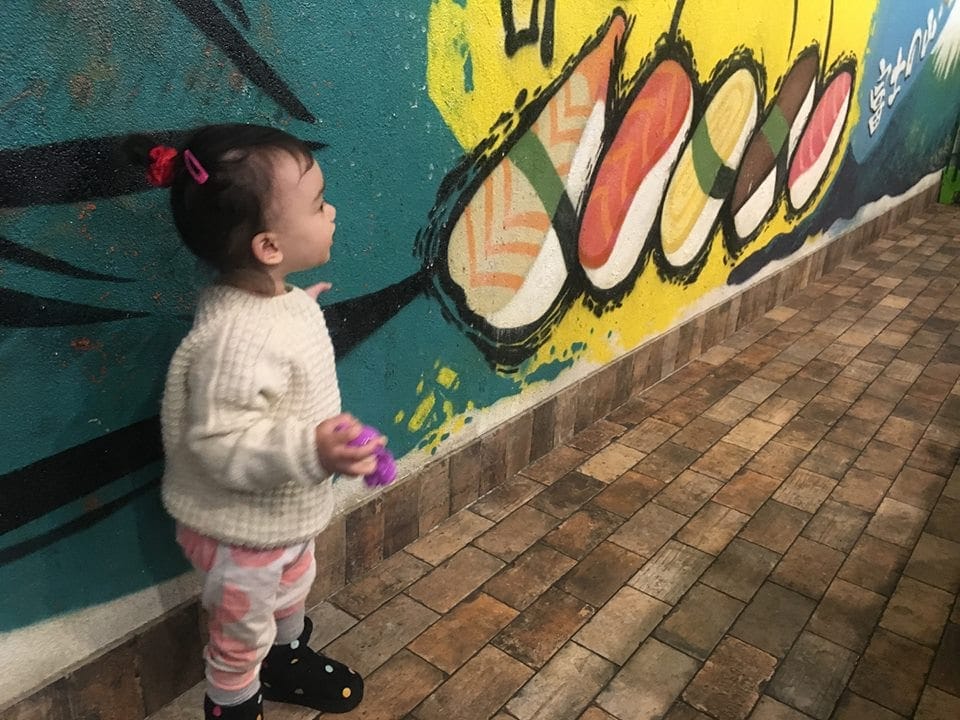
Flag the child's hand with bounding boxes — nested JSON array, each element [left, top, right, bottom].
[[314, 414, 383, 476], [305, 282, 333, 300]]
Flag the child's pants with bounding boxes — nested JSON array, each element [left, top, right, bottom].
[[176, 524, 317, 706]]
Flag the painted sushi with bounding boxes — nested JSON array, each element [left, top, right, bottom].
[[788, 67, 855, 211], [444, 13, 625, 330], [578, 59, 695, 290], [730, 49, 820, 243], [660, 65, 760, 270]]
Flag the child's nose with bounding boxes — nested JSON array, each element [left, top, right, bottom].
[[329, 204, 337, 221]]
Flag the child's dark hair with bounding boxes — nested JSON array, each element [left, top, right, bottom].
[[123, 124, 314, 271]]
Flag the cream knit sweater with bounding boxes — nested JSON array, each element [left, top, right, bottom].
[[161, 284, 341, 548]]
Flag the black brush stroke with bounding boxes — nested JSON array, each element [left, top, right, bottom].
[[0, 236, 132, 282], [0, 479, 158, 566], [823, 0, 834, 75], [0, 417, 162, 536], [0, 134, 327, 208], [669, 0, 688, 41], [324, 269, 429, 359], [171, 0, 315, 123], [789, 0, 799, 57], [0, 288, 150, 327], [221, 0, 250, 29]]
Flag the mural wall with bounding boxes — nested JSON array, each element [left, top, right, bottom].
[[1, 0, 959, 703]]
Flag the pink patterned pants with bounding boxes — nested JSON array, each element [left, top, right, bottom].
[[176, 524, 317, 704]]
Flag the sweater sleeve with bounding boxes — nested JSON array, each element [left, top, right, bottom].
[[183, 320, 328, 492]]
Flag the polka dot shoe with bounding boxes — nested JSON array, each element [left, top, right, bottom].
[[203, 691, 263, 720], [260, 616, 363, 713]]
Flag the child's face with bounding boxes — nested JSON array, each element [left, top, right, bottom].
[[264, 153, 336, 274]]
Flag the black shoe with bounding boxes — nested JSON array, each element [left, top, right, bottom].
[[260, 616, 363, 713], [204, 691, 263, 720]]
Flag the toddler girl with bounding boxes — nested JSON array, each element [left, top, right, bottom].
[[127, 124, 382, 719]]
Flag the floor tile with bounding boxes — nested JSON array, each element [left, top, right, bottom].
[[714, 470, 782, 515], [569, 420, 628, 454], [472, 505, 560, 562], [879, 576, 953, 647], [407, 593, 518, 674], [770, 537, 846, 600], [595, 639, 700, 720], [677, 502, 751, 556], [558, 542, 645, 608], [683, 637, 778, 720], [505, 642, 615, 720], [730, 581, 815, 659], [807, 578, 887, 652], [928, 622, 960, 697], [484, 543, 577, 611], [528, 472, 606, 519], [904, 533, 960, 593], [831, 691, 906, 720], [739, 501, 810, 554], [324, 594, 440, 677], [654, 470, 724, 516], [469, 475, 545, 523], [578, 442, 646, 483], [406, 547, 505, 613], [914, 686, 960, 720], [542, 505, 624, 560], [492, 588, 594, 668], [412, 646, 532, 720], [768, 632, 857, 720], [800, 440, 859, 480], [772, 469, 837, 514], [331, 552, 432, 618], [575, 587, 671, 664], [406, 511, 494, 566], [848, 628, 934, 716], [800, 500, 870, 553], [629, 540, 715, 604], [609, 503, 688, 558], [337, 650, 445, 720], [521, 445, 590, 485], [590, 470, 665, 518], [654, 583, 745, 660], [701, 539, 781, 603], [618, 417, 681, 453], [865, 497, 928, 548]]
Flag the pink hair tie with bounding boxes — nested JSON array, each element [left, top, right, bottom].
[[182, 149, 209, 185]]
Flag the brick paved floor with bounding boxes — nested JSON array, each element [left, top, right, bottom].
[[153, 204, 960, 719]]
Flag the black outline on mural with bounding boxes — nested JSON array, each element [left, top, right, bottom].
[[0, 236, 131, 282], [500, 0, 557, 66], [170, 0, 315, 122]]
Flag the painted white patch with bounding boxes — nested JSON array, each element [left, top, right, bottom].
[[568, 101, 607, 210], [585, 99, 694, 289], [0, 572, 200, 708], [789, 82, 818, 157], [734, 169, 777, 239], [790, 92, 851, 209], [933, 1, 960, 78], [485, 228, 567, 329]]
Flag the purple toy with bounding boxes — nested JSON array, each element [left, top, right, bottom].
[[345, 425, 396, 487]]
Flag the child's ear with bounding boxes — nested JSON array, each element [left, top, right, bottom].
[[251, 231, 283, 266]]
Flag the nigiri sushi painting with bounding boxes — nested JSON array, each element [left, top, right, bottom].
[[423, 0, 959, 368]]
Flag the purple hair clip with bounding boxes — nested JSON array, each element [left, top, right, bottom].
[[182, 149, 209, 185]]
